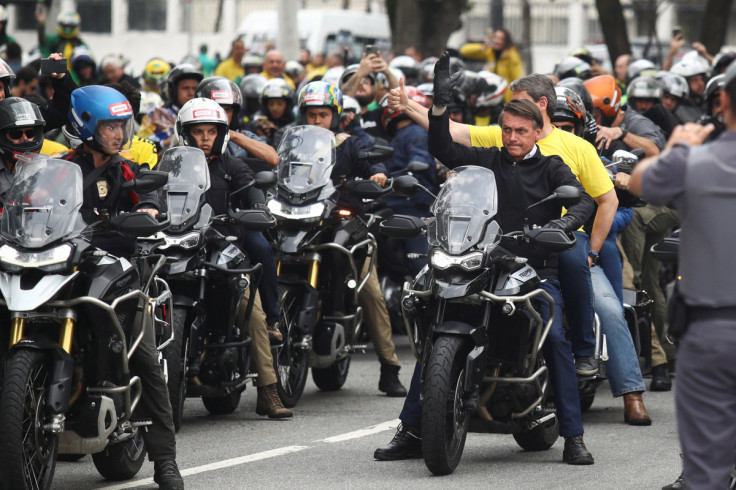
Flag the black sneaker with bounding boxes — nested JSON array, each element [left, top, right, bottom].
[[153, 459, 184, 490], [373, 423, 422, 461], [563, 435, 594, 465], [575, 356, 600, 376], [661, 471, 685, 490]]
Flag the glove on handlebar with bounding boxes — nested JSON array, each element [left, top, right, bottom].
[[543, 214, 582, 232], [433, 52, 463, 108]]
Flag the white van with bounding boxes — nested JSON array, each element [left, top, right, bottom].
[[237, 9, 391, 58]]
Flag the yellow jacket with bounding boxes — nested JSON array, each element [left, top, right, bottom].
[[260, 71, 296, 90], [459, 43, 524, 102]]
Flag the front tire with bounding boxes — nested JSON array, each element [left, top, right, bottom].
[[274, 286, 309, 407], [421, 335, 471, 476], [311, 357, 351, 392], [163, 307, 188, 431], [92, 430, 146, 481], [0, 349, 58, 489]]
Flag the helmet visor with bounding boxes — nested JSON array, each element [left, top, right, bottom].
[[94, 118, 133, 154]]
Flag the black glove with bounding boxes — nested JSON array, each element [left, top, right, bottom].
[[433, 52, 463, 108], [543, 215, 582, 232]]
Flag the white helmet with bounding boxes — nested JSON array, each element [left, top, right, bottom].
[[670, 55, 710, 79], [389, 55, 421, 81], [626, 59, 657, 83], [175, 97, 230, 156], [627, 76, 663, 101], [473, 71, 508, 108], [0, 6, 8, 23], [655, 71, 689, 99], [322, 66, 345, 87]]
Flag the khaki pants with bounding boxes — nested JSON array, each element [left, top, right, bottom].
[[237, 287, 277, 387], [358, 257, 399, 366]]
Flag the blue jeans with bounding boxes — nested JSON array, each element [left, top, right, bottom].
[[558, 231, 596, 357], [599, 232, 623, 304], [399, 279, 584, 438], [241, 230, 280, 325], [590, 266, 645, 397]]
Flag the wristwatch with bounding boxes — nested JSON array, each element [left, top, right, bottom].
[[619, 128, 628, 140], [588, 250, 601, 266]]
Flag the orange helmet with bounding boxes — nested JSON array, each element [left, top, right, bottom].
[[584, 74, 621, 118]]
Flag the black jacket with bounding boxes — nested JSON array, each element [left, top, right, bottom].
[[428, 111, 595, 277], [332, 134, 387, 216]]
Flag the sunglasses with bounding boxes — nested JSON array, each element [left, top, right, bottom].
[[555, 123, 576, 133], [7, 128, 35, 140]]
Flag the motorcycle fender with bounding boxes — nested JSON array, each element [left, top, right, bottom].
[[433, 269, 491, 300], [434, 321, 475, 336], [7, 341, 74, 414], [0, 271, 78, 312], [278, 230, 310, 254], [464, 345, 486, 396], [296, 284, 319, 334]]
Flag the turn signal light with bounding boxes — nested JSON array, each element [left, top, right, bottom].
[[338, 209, 352, 217]]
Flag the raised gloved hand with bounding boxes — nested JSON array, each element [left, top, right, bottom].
[[543, 214, 582, 232], [433, 51, 463, 108]]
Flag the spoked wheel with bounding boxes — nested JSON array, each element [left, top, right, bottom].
[[163, 307, 189, 431], [0, 349, 59, 490], [421, 335, 471, 476], [312, 357, 351, 392], [274, 286, 309, 407]]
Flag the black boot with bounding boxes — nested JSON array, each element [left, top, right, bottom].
[[374, 423, 422, 460], [650, 363, 672, 392], [563, 434, 594, 465], [153, 459, 184, 490], [378, 362, 407, 397]]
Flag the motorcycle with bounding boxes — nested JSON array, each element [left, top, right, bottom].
[[138, 147, 276, 430], [0, 156, 169, 489], [266, 125, 394, 407], [381, 166, 581, 475]]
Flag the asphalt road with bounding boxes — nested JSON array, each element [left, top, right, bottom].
[[53, 336, 681, 490]]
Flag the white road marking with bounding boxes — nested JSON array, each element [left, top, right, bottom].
[[316, 419, 399, 443], [101, 419, 398, 488], [101, 445, 309, 489]]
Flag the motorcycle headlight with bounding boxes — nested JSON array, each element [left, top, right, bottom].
[[430, 249, 484, 271], [0, 243, 73, 272], [267, 200, 325, 220], [160, 232, 200, 250]]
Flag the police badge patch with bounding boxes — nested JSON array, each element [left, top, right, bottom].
[[97, 180, 108, 198]]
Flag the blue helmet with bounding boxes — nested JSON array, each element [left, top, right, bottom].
[[69, 85, 134, 154]]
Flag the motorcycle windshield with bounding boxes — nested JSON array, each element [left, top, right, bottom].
[[157, 147, 211, 227], [276, 125, 336, 199], [428, 166, 499, 255], [1, 156, 83, 248]]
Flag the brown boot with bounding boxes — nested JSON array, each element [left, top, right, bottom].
[[624, 392, 652, 426], [256, 384, 293, 419]]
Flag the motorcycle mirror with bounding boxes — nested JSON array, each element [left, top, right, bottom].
[[379, 214, 426, 238], [254, 171, 277, 190], [228, 209, 276, 231], [553, 185, 582, 207], [650, 237, 679, 264], [407, 160, 430, 173], [121, 170, 169, 193], [611, 149, 640, 170], [358, 145, 394, 164], [342, 179, 389, 199], [525, 227, 577, 251], [110, 211, 169, 236], [391, 175, 419, 197]]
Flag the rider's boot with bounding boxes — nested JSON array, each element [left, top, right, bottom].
[[256, 383, 293, 418], [374, 423, 422, 460], [623, 392, 652, 425], [153, 459, 184, 490], [378, 361, 407, 397]]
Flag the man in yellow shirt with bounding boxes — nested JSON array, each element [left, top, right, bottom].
[[388, 72, 618, 376], [261, 50, 296, 89], [214, 39, 246, 82]]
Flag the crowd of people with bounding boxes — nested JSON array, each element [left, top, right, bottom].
[[0, 7, 732, 489]]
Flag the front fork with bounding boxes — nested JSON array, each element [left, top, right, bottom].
[[9, 315, 76, 355], [276, 255, 321, 335]]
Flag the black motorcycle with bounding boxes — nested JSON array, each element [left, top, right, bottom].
[[266, 125, 393, 407], [138, 147, 275, 430], [381, 166, 581, 475], [0, 156, 169, 489]]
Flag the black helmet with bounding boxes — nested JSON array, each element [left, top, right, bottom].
[[553, 87, 587, 137], [556, 77, 594, 113], [712, 51, 736, 75], [0, 97, 45, 163], [163, 63, 203, 105], [705, 74, 725, 115], [196, 76, 244, 116]]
